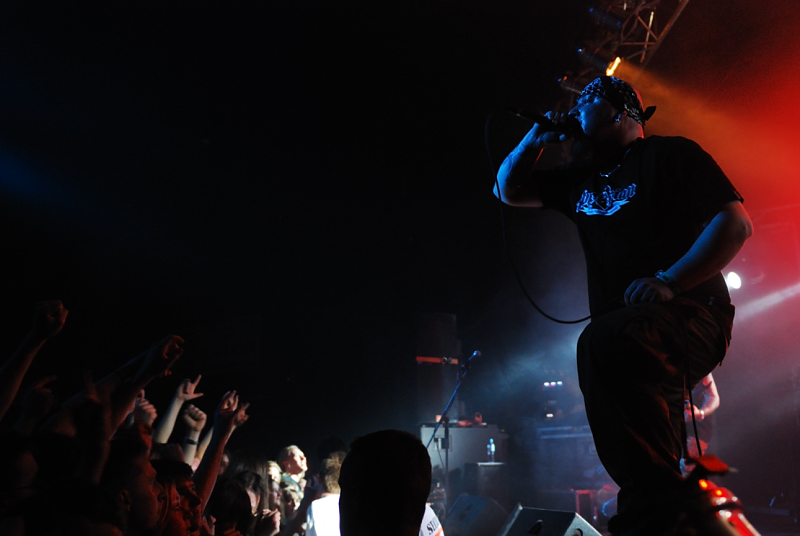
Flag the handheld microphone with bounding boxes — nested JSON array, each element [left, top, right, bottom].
[[506, 109, 583, 137]]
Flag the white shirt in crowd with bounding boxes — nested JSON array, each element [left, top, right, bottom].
[[306, 495, 444, 536]]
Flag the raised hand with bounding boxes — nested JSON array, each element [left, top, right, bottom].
[[215, 390, 250, 435], [515, 111, 577, 152], [133, 390, 158, 427], [176, 375, 204, 402], [30, 300, 68, 342], [219, 390, 238, 412], [138, 334, 185, 380], [14, 375, 58, 435], [232, 404, 249, 429], [182, 404, 208, 433], [152, 370, 201, 446], [193, 391, 251, 511]]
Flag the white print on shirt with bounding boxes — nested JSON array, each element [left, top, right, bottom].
[[420, 505, 443, 536], [576, 183, 636, 216], [425, 516, 442, 536]]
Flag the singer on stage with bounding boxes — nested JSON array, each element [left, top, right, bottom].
[[494, 76, 752, 534]]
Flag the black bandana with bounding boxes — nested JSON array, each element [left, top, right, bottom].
[[581, 76, 656, 126]]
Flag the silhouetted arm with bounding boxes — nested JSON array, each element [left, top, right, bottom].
[[0, 301, 67, 422]]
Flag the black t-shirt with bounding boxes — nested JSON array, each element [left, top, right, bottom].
[[537, 136, 743, 316]]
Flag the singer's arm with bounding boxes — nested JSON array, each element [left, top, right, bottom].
[[494, 121, 569, 207]]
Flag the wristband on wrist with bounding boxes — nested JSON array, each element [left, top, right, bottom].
[[184, 438, 198, 445], [655, 270, 681, 294]]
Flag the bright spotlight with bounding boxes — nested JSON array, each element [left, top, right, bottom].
[[726, 271, 742, 289], [606, 57, 622, 76]]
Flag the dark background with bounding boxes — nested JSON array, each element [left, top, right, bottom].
[[1, 0, 799, 518]]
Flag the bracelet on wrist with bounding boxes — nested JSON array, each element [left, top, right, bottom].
[[655, 270, 681, 294], [184, 438, 198, 445]]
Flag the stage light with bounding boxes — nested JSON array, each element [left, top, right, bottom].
[[606, 57, 622, 76], [577, 47, 616, 73], [576, 47, 622, 78], [726, 271, 742, 290]]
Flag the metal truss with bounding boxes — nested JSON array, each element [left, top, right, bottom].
[[558, 0, 690, 100]]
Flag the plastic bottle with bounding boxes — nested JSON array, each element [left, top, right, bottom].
[[486, 438, 495, 462]]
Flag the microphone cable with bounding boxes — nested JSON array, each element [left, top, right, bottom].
[[484, 111, 591, 325], [683, 321, 705, 459]]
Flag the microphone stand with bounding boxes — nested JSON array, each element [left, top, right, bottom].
[[425, 351, 480, 519]]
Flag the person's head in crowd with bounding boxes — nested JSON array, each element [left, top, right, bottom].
[[19, 478, 125, 536], [227, 448, 271, 517], [228, 448, 269, 481], [266, 479, 283, 512], [151, 459, 202, 536], [282, 486, 302, 519], [277, 445, 307, 479], [320, 453, 344, 495], [316, 436, 347, 463], [267, 460, 282, 484], [231, 470, 265, 515], [100, 426, 166, 536], [231, 469, 271, 536], [338, 430, 431, 536], [206, 478, 253, 536]]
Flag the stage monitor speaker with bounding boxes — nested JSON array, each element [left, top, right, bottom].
[[463, 462, 510, 510], [444, 495, 508, 536], [497, 504, 601, 536]]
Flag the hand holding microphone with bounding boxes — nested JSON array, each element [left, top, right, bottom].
[[507, 108, 584, 145]]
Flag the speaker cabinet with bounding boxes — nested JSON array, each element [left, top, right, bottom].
[[463, 462, 510, 510], [443, 495, 508, 536], [497, 505, 601, 536]]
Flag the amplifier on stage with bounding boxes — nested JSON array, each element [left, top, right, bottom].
[[533, 425, 607, 492], [420, 424, 508, 476], [464, 462, 510, 510]]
